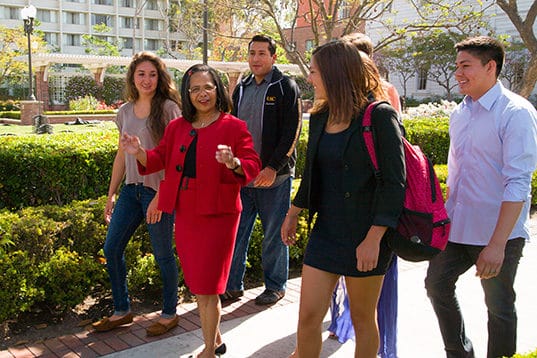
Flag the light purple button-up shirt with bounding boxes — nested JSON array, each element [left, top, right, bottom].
[[446, 82, 537, 246]]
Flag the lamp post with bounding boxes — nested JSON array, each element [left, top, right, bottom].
[[21, 5, 37, 101]]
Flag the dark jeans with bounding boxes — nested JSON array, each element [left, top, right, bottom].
[[226, 177, 291, 292], [425, 238, 525, 358], [104, 184, 178, 318]]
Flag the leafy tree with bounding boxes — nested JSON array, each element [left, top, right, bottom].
[[496, 0, 537, 97], [503, 41, 529, 91], [218, 0, 492, 77], [167, 0, 206, 60], [102, 76, 126, 105], [65, 76, 101, 104], [411, 31, 466, 100], [0, 25, 48, 91], [378, 42, 416, 98], [81, 24, 121, 57]]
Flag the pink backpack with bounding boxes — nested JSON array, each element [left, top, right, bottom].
[[362, 101, 450, 262]]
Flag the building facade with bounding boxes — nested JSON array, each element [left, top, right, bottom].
[[0, 0, 184, 56]]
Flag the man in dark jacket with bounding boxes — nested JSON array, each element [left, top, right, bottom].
[[221, 34, 302, 305]]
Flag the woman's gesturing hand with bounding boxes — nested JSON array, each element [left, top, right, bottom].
[[120, 133, 142, 155]]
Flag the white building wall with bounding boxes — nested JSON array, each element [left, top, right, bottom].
[[365, 0, 537, 99], [0, 0, 185, 57]]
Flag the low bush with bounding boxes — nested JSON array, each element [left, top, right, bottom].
[[0, 129, 117, 209], [0, 197, 164, 322], [0, 111, 21, 119], [403, 117, 450, 165], [37, 247, 104, 312], [0, 250, 43, 322]]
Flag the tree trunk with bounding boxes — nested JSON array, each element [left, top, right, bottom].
[[518, 56, 537, 98]]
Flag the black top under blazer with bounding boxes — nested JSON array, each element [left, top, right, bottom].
[[293, 102, 406, 240]]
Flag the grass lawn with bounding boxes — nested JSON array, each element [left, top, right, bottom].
[[0, 121, 117, 136]]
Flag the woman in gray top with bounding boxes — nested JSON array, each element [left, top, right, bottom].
[[92, 52, 182, 337]]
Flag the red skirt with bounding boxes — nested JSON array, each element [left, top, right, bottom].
[[174, 177, 240, 295]]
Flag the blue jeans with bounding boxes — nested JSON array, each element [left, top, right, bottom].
[[104, 184, 178, 318], [226, 177, 291, 292], [425, 238, 525, 358]]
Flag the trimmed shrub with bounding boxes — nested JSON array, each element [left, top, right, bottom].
[[0, 111, 20, 119], [37, 247, 103, 312], [102, 76, 126, 105], [0, 129, 117, 210], [128, 254, 163, 295], [0, 250, 43, 322], [65, 76, 101, 104], [403, 117, 450, 165]]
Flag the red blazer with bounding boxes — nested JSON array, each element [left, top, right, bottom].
[[138, 113, 261, 215]]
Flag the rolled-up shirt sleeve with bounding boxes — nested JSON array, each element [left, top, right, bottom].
[[502, 108, 537, 202]]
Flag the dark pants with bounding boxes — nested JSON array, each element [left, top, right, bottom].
[[424, 238, 525, 358]]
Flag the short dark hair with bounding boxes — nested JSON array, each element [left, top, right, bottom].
[[341, 32, 374, 57], [180, 64, 232, 123], [455, 36, 505, 78], [249, 34, 277, 55]]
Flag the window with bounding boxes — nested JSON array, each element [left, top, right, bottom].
[[121, 16, 133, 28], [9, 6, 19, 19], [64, 34, 81, 46], [64, 12, 86, 25], [122, 37, 133, 49], [338, 1, 350, 19], [144, 19, 160, 31], [144, 39, 159, 51], [417, 68, 428, 90], [121, 0, 134, 7], [305, 40, 315, 52], [44, 33, 59, 46], [146, 0, 159, 10], [37, 10, 57, 23], [92, 14, 112, 26], [93, 0, 113, 5]]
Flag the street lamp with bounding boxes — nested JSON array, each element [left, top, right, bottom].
[[21, 4, 37, 101]]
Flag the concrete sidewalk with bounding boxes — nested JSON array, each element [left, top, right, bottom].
[[104, 242, 537, 358]]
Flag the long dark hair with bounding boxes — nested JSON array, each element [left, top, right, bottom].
[[180, 64, 232, 123], [310, 40, 376, 124], [124, 51, 181, 143]]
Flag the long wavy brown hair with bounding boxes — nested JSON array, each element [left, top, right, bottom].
[[310, 40, 385, 124], [124, 51, 181, 143]]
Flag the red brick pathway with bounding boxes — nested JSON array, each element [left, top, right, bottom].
[[0, 278, 302, 358]]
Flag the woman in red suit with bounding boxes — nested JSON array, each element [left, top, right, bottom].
[[121, 64, 261, 358]]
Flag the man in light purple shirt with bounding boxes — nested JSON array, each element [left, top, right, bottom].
[[425, 36, 537, 358]]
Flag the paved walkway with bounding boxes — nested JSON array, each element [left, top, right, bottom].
[[3, 234, 537, 357]]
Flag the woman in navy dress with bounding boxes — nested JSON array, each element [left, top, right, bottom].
[[281, 40, 405, 358]]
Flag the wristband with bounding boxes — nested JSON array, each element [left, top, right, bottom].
[[229, 157, 241, 170]]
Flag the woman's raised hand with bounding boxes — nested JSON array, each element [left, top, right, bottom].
[[120, 133, 142, 155]]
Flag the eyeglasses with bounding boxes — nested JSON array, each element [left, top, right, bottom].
[[188, 84, 217, 95]]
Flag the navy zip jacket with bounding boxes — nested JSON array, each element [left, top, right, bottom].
[[232, 66, 302, 177]]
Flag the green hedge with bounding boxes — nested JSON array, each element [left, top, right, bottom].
[[0, 195, 289, 322], [403, 117, 450, 165], [0, 129, 117, 210], [0, 111, 20, 119]]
